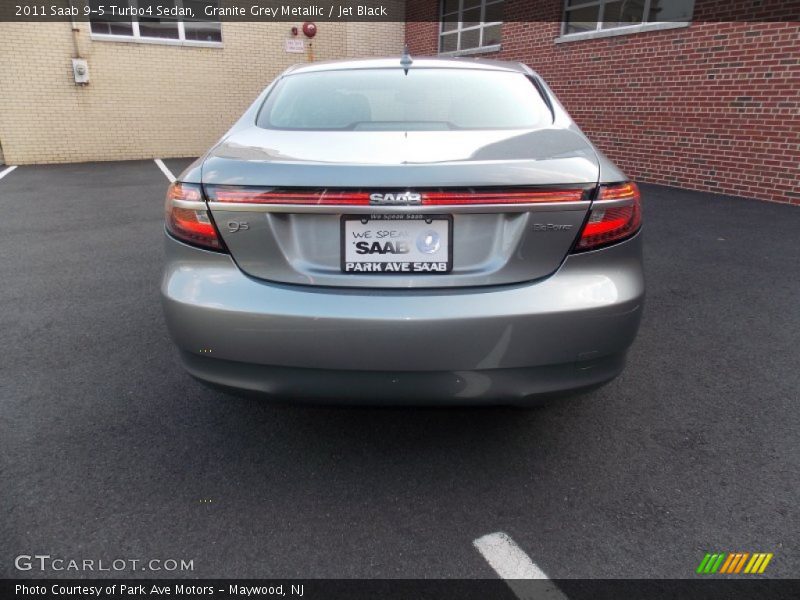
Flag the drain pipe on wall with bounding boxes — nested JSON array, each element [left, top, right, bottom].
[[69, 1, 89, 85]]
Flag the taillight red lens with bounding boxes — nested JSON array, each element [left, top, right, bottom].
[[420, 189, 586, 204], [575, 182, 642, 252], [210, 188, 371, 205], [165, 182, 224, 251], [206, 186, 587, 205]]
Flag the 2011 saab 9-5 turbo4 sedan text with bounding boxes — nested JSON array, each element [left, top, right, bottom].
[[161, 56, 644, 404]]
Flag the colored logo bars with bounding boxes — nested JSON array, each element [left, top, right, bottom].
[[697, 552, 774, 574]]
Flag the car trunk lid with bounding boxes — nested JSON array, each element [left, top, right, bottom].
[[203, 126, 599, 289]]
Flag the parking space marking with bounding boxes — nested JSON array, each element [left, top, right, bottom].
[[0, 165, 18, 181], [154, 158, 176, 183], [473, 532, 567, 600]]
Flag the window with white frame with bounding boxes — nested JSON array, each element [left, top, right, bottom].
[[439, 0, 503, 54], [90, 0, 221, 44], [563, 0, 694, 36]]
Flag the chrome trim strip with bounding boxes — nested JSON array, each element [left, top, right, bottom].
[[206, 201, 591, 214], [171, 200, 208, 210], [591, 198, 637, 209]]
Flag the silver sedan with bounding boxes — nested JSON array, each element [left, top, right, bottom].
[[161, 57, 644, 404]]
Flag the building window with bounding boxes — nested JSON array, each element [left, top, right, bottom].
[[439, 0, 503, 55], [90, 0, 221, 45], [563, 0, 694, 36]]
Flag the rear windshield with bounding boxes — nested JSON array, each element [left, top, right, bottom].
[[256, 68, 553, 131]]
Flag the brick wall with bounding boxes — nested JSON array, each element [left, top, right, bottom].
[[406, 0, 799, 205], [0, 21, 403, 164]]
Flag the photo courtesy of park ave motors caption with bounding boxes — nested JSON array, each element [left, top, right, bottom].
[[161, 55, 645, 404]]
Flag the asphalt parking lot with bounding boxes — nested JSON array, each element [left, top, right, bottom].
[[1, 159, 798, 580]]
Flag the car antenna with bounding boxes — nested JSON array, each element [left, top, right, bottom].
[[400, 45, 413, 75]]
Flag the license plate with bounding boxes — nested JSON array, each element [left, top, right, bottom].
[[341, 214, 452, 274]]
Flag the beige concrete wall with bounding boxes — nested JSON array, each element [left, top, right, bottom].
[[0, 20, 403, 164]]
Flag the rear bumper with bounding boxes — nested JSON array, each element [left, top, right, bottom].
[[179, 351, 627, 405], [161, 232, 644, 402]]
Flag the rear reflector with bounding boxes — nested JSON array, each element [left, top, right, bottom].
[[206, 186, 587, 206], [574, 182, 642, 252], [165, 182, 224, 251]]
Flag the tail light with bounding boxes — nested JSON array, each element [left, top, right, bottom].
[[574, 182, 641, 252], [164, 182, 224, 251], [420, 189, 586, 205], [206, 186, 588, 205]]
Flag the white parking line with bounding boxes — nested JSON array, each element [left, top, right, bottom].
[[154, 158, 176, 183], [0, 165, 18, 181], [473, 532, 568, 600]]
